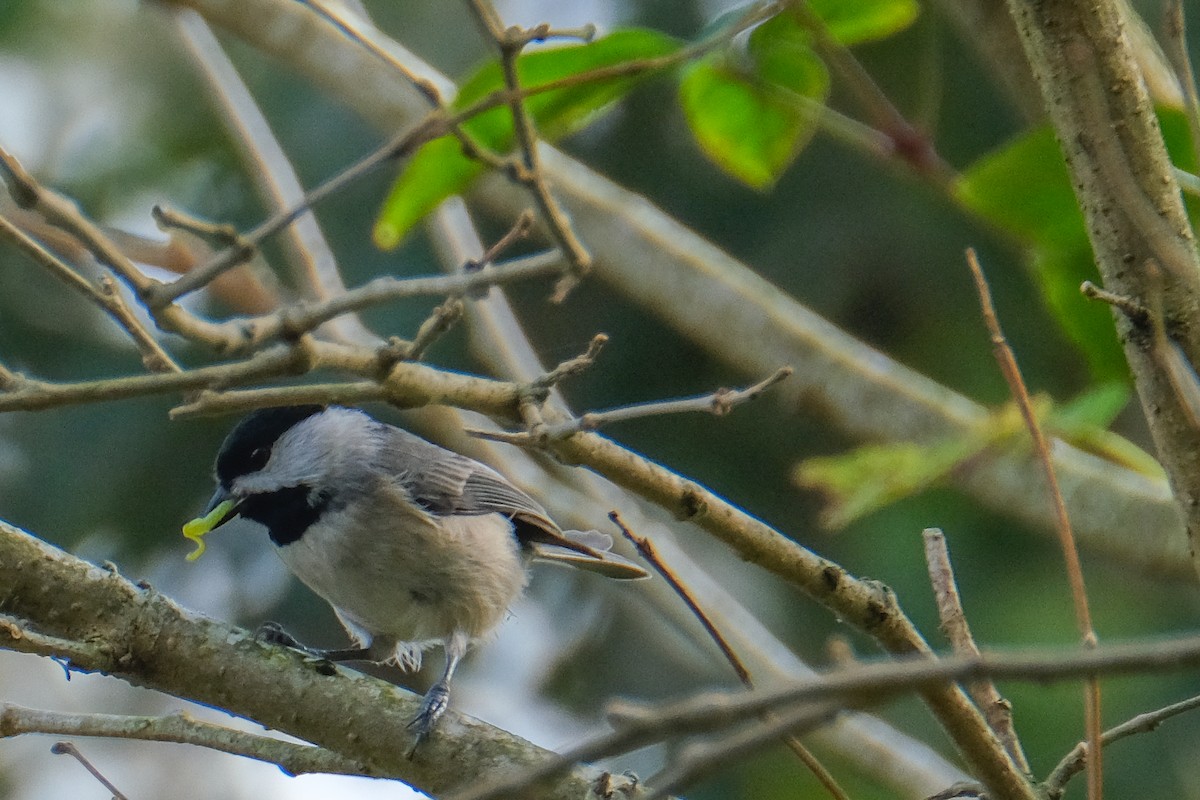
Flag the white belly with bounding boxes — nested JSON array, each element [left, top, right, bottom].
[[275, 501, 527, 652]]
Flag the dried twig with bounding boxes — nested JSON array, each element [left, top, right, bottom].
[[0, 213, 179, 373], [471, 367, 793, 445], [50, 742, 130, 800], [1043, 693, 1200, 798], [466, 0, 593, 301], [966, 248, 1102, 800], [1, 704, 367, 778], [923, 528, 1029, 773], [610, 512, 850, 800]]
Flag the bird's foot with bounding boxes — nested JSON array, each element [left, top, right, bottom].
[[405, 681, 450, 757], [255, 621, 306, 650], [254, 622, 337, 675]]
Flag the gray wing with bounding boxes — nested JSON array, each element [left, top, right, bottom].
[[379, 426, 557, 532], [378, 426, 648, 579]]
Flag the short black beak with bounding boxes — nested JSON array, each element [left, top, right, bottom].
[[202, 485, 243, 529]]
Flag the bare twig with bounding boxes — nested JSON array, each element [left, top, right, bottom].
[[525, 334, 608, 397], [466, 210, 536, 271], [471, 367, 793, 444], [144, 114, 451, 305], [923, 528, 1029, 773], [450, 631, 1200, 800], [787, 0, 953, 183], [611, 512, 751, 685], [1043, 693, 1200, 798], [0, 213, 179, 373], [1079, 280, 1150, 325], [1, 704, 367, 777], [221, 249, 566, 350], [50, 742, 129, 800], [405, 299, 464, 361], [466, 0, 593, 301], [610, 511, 850, 800], [966, 248, 1101, 799]]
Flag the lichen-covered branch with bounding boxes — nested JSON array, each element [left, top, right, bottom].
[[0, 519, 613, 799], [1005, 0, 1200, 569]]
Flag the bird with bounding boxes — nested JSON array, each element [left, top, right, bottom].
[[182, 403, 647, 746]]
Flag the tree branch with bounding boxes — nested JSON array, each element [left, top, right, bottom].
[[1006, 0, 1200, 572], [0, 519, 624, 799]]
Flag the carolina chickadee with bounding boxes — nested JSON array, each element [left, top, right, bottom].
[[185, 404, 647, 744]]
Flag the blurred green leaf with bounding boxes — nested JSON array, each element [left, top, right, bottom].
[[797, 389, 1164, 527], [748, 11, 828, 94], [1050, 381, 1130, 430], [794, 436, 989, 529], [956, 107, 1198, 382], [1048, 383, 1164, 477], [807, 0, 920, 45], [374, 28, 680, 250], [679, 20, 829, 189]]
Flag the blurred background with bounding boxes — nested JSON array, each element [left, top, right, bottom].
[[1, 0, 1200, 798]]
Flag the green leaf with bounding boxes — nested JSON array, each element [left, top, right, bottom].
[[794, 437, 987, 529], [1049, 381, 1130, 430], [374, 138, 484, 250], [1047, 383, 1164, 477], [808, 0, 920, 45], [679, 34, 829, 189], [796, 389, 1163, 526], [748, 12, 827, 94], [374, 28, 681, 249]]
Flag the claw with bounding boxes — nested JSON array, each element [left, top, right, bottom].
[[406, 682, 450, 757], [255, 621, 304, 649]]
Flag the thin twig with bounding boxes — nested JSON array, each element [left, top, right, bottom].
[[966, 248, 1102, 800], [1, 704, 367, 778], [466, 210, 536, 271], [51, 742, 129, 800], [220, 249, 566, 350], [448, 632, 1200, 800], [787, 0, 954, 183], [610, 511, 851, 800], [472, 367, 793, 444], [405, 299, 464, 361], [467, 0, 593, 301], [0, 213, 180, 373], [525, 333, 608, 397], [611, 512, 751, 684], [923, 528, 1030, 773], [145, 113, 451, 305], [1079, 280, 1149, 325], [1043, 692, 1200, 798]]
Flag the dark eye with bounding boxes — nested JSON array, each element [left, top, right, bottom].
[[247, 446, 271, 471]]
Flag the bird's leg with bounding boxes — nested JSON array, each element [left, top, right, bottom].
[[406, 632, 468, 755]]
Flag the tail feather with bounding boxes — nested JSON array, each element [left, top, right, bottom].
[[531, 528, 648, 580]]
